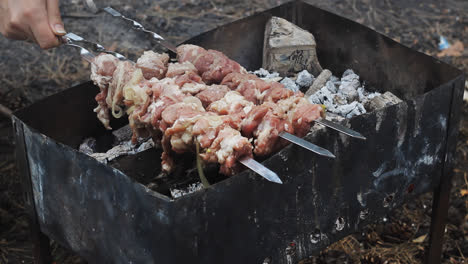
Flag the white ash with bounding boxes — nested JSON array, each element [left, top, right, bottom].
[[280, 77, 300, 92], [80, 138, 155, 164], [295, 70, 315, 88], [253, 68, 280, 79], [79, 137, 97, 155], [338, 70, 360, 101], [307, 69, 389, 119], [170, 182, 204, 198]]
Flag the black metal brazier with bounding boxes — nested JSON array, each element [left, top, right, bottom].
[[13, 1, 465, 263]]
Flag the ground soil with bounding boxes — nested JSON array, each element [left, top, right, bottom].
[[0, 0, 467, 263]]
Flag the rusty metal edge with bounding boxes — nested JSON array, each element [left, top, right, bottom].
[[12, 116, 53, 264]]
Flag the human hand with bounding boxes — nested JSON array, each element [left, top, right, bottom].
[[0, 0, 65, 49]]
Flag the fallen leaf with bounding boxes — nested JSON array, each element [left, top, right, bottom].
[[412, 234, 427, 243], [437, 40, 464, 57]]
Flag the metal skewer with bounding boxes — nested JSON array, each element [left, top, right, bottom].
[[61, 34, 96, 63], [62, 33, 127, 61], [279, 132, 335, 158], [315, 119, 366, 140], [101, 7, 178, 54], [238, 157, 282, 184]]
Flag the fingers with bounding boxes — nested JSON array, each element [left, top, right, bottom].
[[0, 0, 63, 49], [46, 0, 65, 36], [28, 5, 60, 49]]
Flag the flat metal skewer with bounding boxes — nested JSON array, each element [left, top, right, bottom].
[[238, 157, 282, 184], [63, 32, 127, 61], [279, 132, 335, 158], [102, 7, 178, 54], [315, 119, 366, 140], [62, 34, 96, 63]]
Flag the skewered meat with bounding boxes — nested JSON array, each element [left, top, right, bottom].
[[200, 127, 253, 175], [91, 54, 121, 129], [195, 85, 231, 108], [108, 61, 139, 119], [177, 44, 247, 84], [221, 72, 294, 104], [166, 61, 198, 78], [136, 51, 169, 80], [89, 45, 325, 176]]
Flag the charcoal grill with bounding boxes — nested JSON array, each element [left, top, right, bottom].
[[13, 1, 465, 263]]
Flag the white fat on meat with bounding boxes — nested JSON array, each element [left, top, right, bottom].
[[166, 61, 198, 77], [167, 115, 202, 152], [214, 128, 246, 164], [136, 51, 169, 80], [208, 91, 254, 115], [90, 54, 119, 89], [122, 69, 146, 114], [180, 82, 207, 94], [107, 61, 137, 118]]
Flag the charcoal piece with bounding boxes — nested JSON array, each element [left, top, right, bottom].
[[333, 94, 347, 105], [342, 69, 355, 77], [328, 101, 366, 118], [253, 68, 280, 79], [295, 70, 315, 88], [364, 91, 403, 111], [112, 125, 133, 143], [79, 137, 97, 155], [280, 77, 299, 92], [305, 69, 332, 97], [263, 16, 323, 76], [323, 112, 345, 122], [326, 80, 338, 93], [338, 71, 361, 101]]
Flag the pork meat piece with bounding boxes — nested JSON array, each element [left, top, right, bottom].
[[195, 85, 230, 108], [166, 61, 199, 78], [91, 54, 120, 129], [91, 53, 120, 89], [207, 91, 254, 117], [136, 51, 169, 80], [290, 98, 324, 137], [107, 61, 138, 119], [94, 90, 111, 130], [177, 44, 206, 63], [180, 82, 208, 95], [260, 82, 294, 103], [159, 96, 205, 131], [148, 78, 186, 129], [167, 61, 203, 87], [252, 108, 294, 156], [177, 44, 246, 84], [200, 127, 253, 175]]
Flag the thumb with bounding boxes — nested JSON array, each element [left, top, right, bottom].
[[46, 0, 66, 35]]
